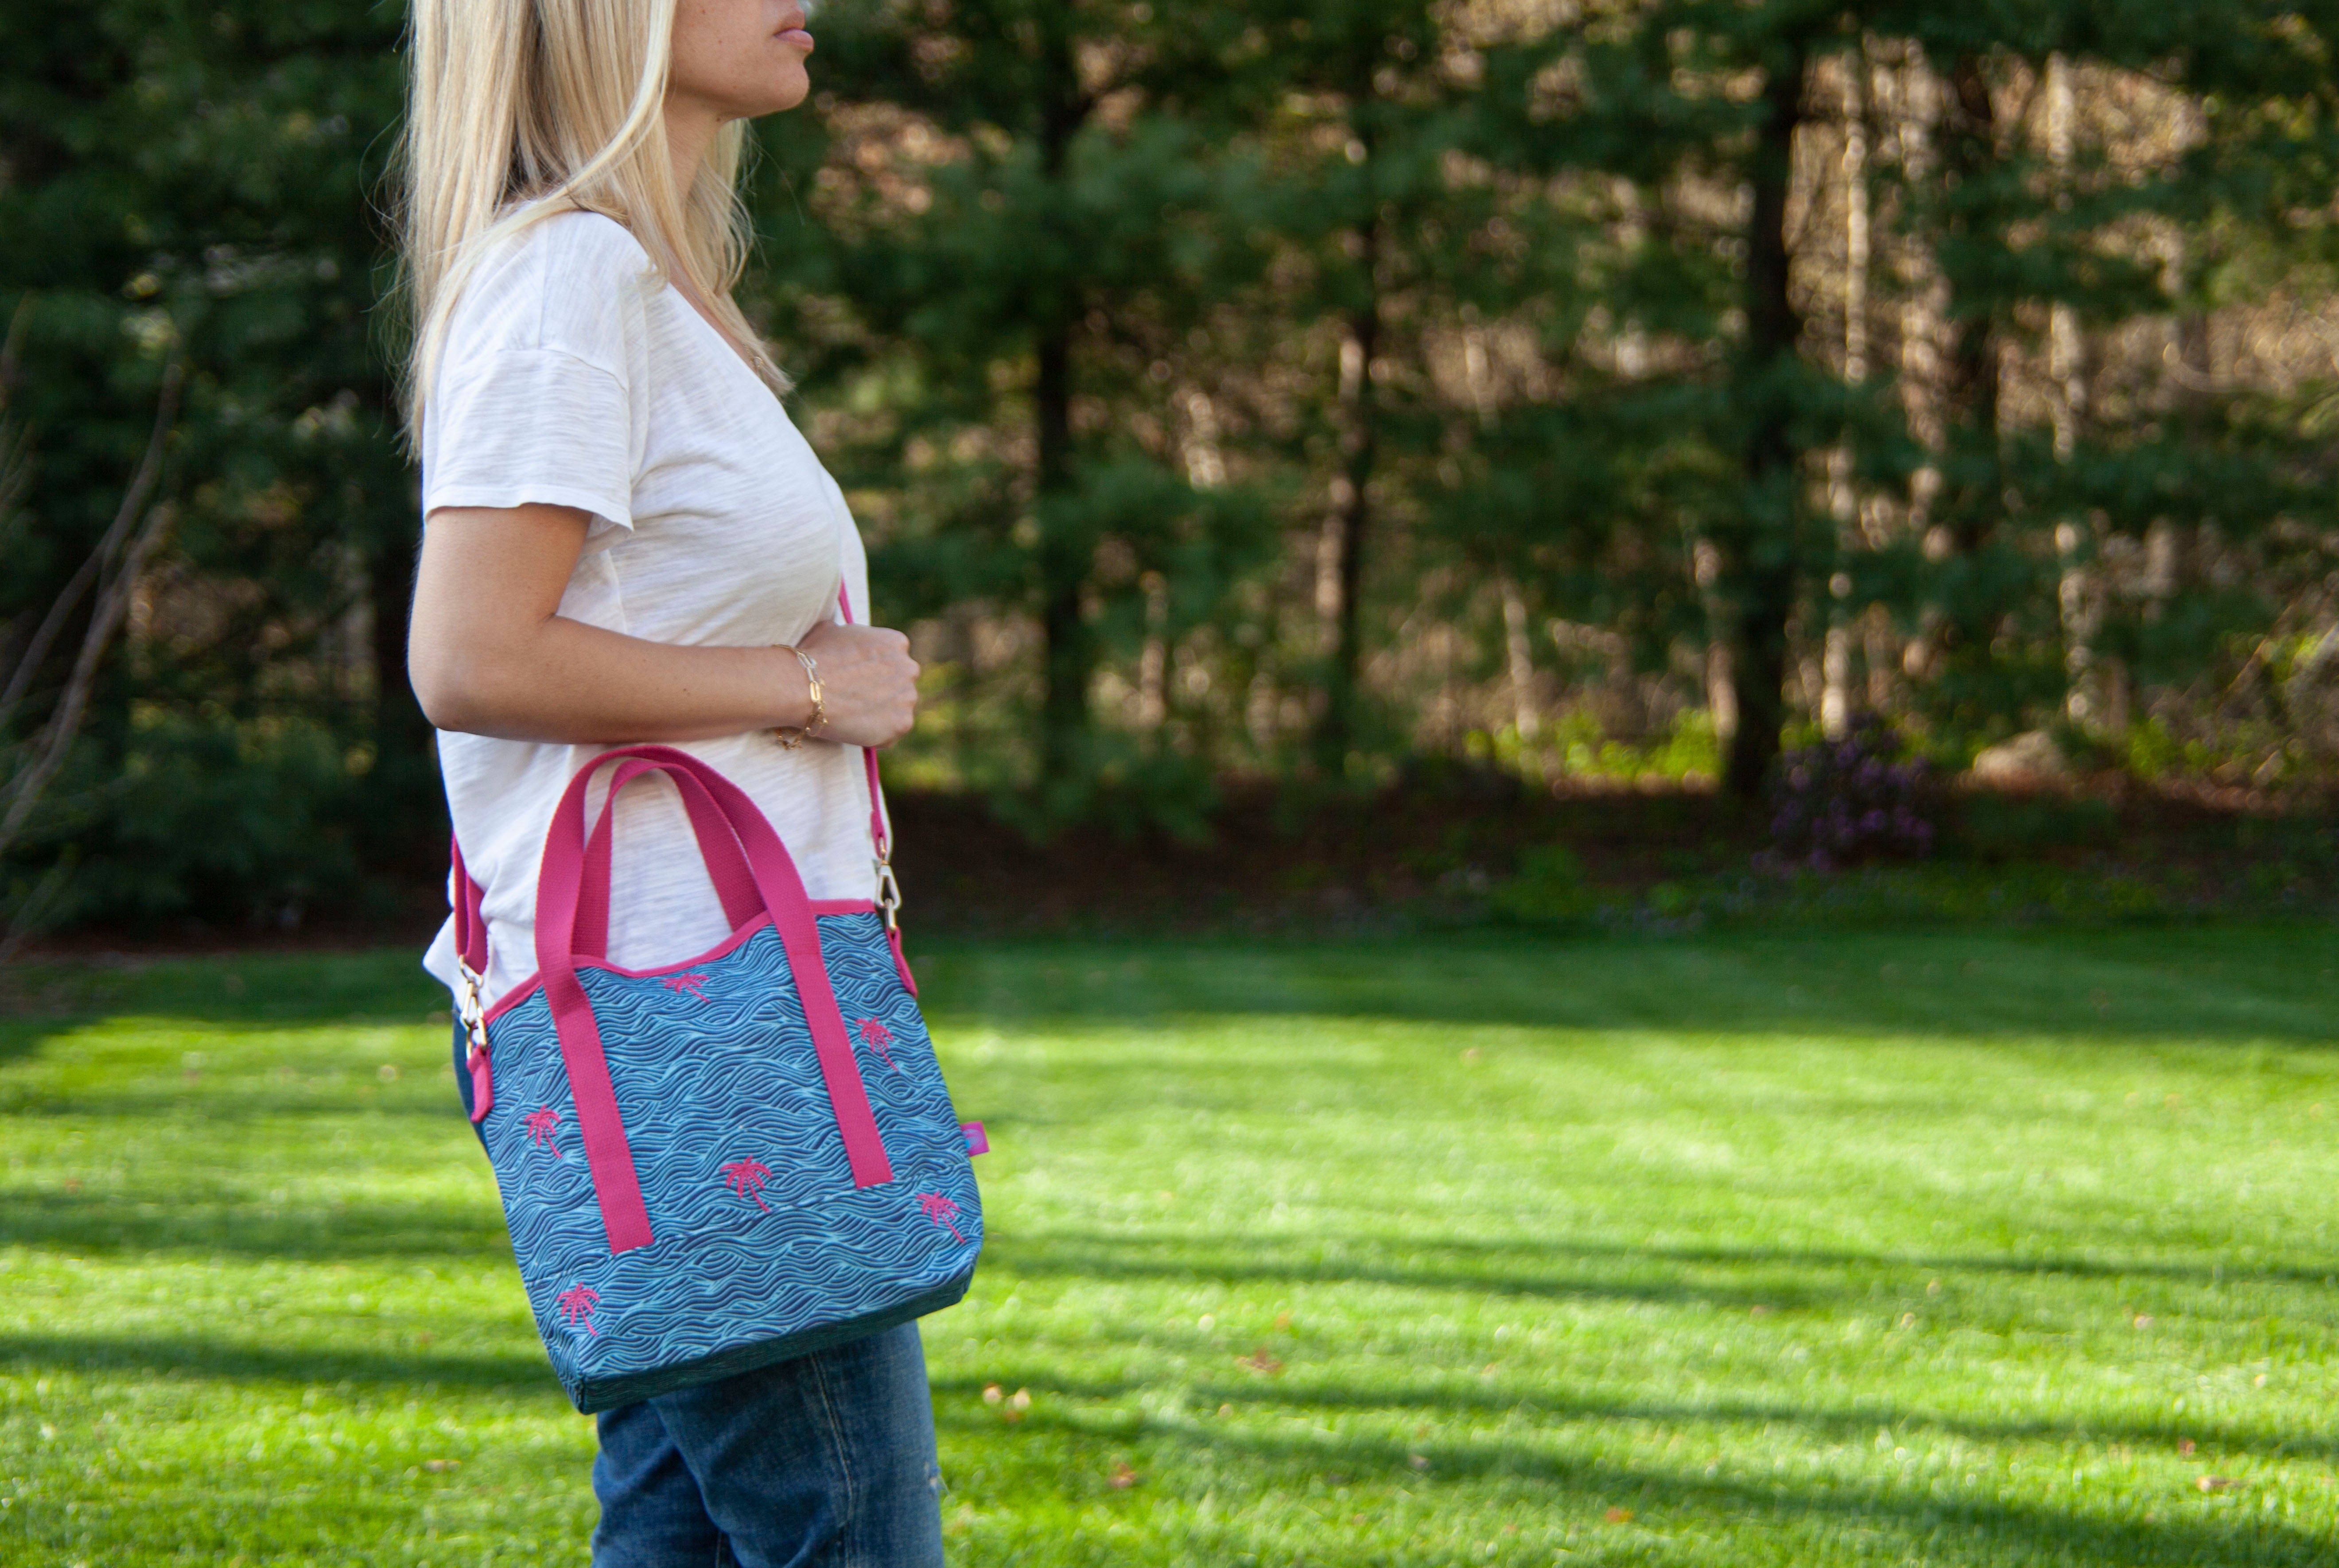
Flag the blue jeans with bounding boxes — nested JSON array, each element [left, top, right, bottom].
[[453, 1026, 948, 1565], [591, 1321, 948, 1568]]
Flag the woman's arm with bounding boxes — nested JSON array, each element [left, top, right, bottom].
[[408, 503, 918, 747]]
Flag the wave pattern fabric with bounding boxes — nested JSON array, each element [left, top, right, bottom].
[[480, 910, 980, 1411]]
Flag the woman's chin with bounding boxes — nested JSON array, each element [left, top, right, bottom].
[[734, 70, 812, 120]]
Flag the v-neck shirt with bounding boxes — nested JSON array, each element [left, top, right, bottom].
[[418, 209, 876, 1011]]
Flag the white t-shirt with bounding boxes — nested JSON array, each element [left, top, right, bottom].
[[418, 209, 878, 1012]]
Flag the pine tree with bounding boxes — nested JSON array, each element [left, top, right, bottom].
[[1870, 2, 2332, 756], [759, 0, 1275, 811], [1214, 0, 1481, 775], [1459, 3, 1866, 799], [0, 0, 417, 931], [1452, 0, 2338, 796]]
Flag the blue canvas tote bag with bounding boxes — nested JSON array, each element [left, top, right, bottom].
[[448, 742, 983, 1412]]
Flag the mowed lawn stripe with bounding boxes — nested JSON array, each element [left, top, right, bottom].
[[3, 928, 2335, 1564]]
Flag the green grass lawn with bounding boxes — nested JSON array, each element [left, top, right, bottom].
[[4, 927, 2338, 1565]]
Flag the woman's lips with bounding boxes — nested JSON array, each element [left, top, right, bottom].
[[780, 27, 815, 48]]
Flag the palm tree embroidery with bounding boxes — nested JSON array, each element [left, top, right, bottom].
[[723, 1158, 773, 1212], [855, 1017, 898, 1072], [917, 1192, 965, 1244], [524, 1106, 563, 1157], [662, 973, 711, 1002], [557, 1284, 600, 1337]]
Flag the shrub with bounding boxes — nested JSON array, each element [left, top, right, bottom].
[[6, 710, 374, 935], [1957, 794, 2120, 861], [1491, 845, 1601, 924], [1765, 717, 1939, 871]]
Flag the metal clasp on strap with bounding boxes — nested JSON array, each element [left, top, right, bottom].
[[874, 850, 903, 932], [455, 960, 490, 1063]]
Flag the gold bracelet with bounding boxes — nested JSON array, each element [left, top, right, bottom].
[[771, 646, 825, 749]]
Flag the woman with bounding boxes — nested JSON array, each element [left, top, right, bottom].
[[398, 0, 943, 1562]]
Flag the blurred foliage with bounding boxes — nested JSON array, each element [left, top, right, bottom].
[[0, 0, 421, 939], [1488, 843, 1597, 926], [1957, 792, 2122, 862], [4, 0, 2339, 935], [34, 708, 371, 928]]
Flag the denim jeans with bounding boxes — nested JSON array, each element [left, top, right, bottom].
[[591, 1321, 947, 1568], [453, 1025, 949, 1566]]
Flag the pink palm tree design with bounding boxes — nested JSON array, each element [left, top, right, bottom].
[[524, 1106, 563, 1157], [917, 1192, 965, 1244], [723, 1158, 773, 1212], [557, 1284, 600, 1337], [855, 1017, 898, 1072], [662, 972, 711, 1002]]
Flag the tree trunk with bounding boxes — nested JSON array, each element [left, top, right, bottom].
[[2044, 53, 2100, 728], [1313, 281, 1379, 775], [1718, 42, 1809, 803], [1940, 54, 2001, 555], [1822, 52, 1871, 739], [0, 349, 185, 959], [1034, 325, 1090, 788], [1032, 23, 1092, 792], [1501, 576, 1539, 743]]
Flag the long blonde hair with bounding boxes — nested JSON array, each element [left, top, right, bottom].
[[395, 0, 781, 433]]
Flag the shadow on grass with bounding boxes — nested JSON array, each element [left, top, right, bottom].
[[0, 951, 447, 1068], [7, 1180, 2331, 1292], [0, 1330, 556, 1397], [2, 1084, 482, 1123], [984, 1229, 1840, 1311], [986, 1227, 2339, 1300], [935, 1392, 2332, 1567], [934, 1366, 2337, 1468], [917, 924, 2339, 1046], [10, 928, 2339, 1073], [3, 1328, 2312, 1563], [0, 1192, 509, 1263]]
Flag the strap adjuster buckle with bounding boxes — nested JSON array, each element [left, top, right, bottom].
[[455, 962, 490, 1063]]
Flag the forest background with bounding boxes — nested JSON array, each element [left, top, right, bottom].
[[3, 0, 2338, 946]]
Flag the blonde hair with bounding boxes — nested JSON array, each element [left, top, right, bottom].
[[395, 0, 781, 433]]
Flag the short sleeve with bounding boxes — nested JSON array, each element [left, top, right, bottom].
[[425, 347, 635, 532], [420, 213, 649, 536]]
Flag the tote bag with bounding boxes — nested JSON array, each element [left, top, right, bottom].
[[449, 739, 982, 1413]]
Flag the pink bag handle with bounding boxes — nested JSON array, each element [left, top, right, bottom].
[[573, 757, 763, 960], [450, 756, 797, 978], [537, 745, 897, 1256], [448, 768, 764, 975]]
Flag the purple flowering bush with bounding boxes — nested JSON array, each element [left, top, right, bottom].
[[1765, 717, 1938, 871]]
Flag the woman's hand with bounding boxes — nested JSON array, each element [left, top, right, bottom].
[[797, 621, 919, 749]]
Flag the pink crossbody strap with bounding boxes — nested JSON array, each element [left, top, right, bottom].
[[538, 745, 897, 1256], [451, 838, 497, 1123], [453, 836, 488, 976], [835, 586, 891, 861], [834, 583, 917, 997]]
